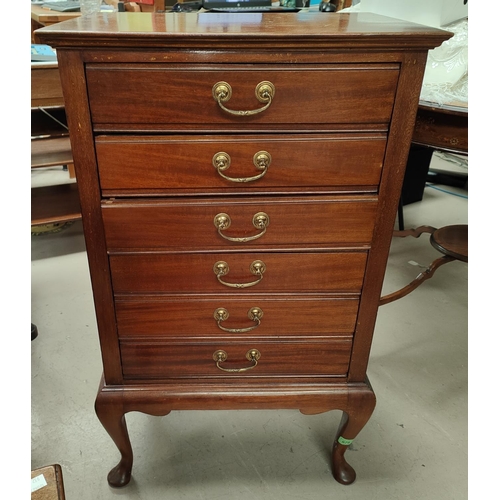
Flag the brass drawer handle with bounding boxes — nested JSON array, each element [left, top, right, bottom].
[[213, 307, 264, 333], [213, 260, 266, 289], [212, 81, 275, 116], [214, 212, 270, 243], [212, 151, 271, 183], [213, 349, 261, 373]]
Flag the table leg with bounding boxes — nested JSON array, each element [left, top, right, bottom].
[[331, 387, 376, 485], [95, 383, 133, 487]]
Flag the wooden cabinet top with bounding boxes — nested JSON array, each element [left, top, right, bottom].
[[35, 12, 451, 50]]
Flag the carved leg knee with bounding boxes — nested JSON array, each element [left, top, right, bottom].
[[95, 393, 133, 487]]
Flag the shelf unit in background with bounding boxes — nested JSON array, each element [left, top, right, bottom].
[[31, 62, 81, 227]]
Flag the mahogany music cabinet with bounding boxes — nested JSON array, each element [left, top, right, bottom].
[[36, 12, 450, 487]]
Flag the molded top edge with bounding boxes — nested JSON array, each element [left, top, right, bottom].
[[35, 12, 452, 50]]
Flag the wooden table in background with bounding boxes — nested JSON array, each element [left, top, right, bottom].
[[31, 4, 81, 26], [413, 100, 468, 154], [31, 5, 80, 42], [398, 99, 467, 228]]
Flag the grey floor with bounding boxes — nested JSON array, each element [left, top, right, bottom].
[[31, 154, 468, 499]]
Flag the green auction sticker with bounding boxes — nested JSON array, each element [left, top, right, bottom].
[[338, 436, 353, 446]]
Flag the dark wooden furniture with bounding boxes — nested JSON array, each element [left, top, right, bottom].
[[398, 100, 468, 229], [31, 63, 65, 108], [413, 101, 468, 154], [380, 224, 468, 306], [36, 12, 449, 487], [31, 62, 81, 227]]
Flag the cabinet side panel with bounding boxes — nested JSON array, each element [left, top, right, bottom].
[[56, 50, 123, 384], [348, 52, 429, 381]]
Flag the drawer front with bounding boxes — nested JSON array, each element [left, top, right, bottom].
[[95, 134, 386, 191], [110, 251, 367, 294], [86, 64, 399, 128], [102, 196, 378, 250], [120, 340, 352, 379], [115, 297, 360, 338]]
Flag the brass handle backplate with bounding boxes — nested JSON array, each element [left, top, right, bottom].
[[213, 307, 264, 333], [212, 349, 261, 373], [212, 151, 271, 183], [212, 81, 275, 116], [213, 260, 266, 289], [214, 212, 270, 243]]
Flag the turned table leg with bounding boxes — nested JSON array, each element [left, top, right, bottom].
[[331, 390, 376, 485], [95, 389, 133, 487]]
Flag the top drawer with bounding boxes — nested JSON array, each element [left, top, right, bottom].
[[86, 64, 399, 130]]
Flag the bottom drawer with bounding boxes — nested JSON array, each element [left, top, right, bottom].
[[120, 340, 352, 379]]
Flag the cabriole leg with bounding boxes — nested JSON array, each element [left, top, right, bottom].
[[95, 388, 133, 487], [331, 390, 376, 485]]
